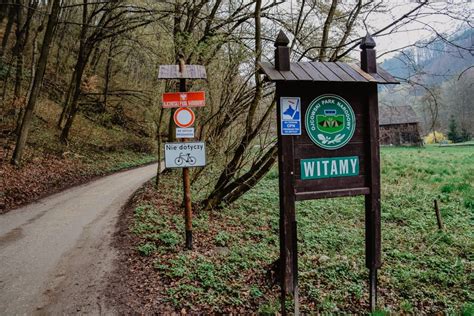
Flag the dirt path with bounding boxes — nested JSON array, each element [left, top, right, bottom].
[[0, 163, 160, 315]]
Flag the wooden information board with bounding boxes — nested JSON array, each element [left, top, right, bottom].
[[260, 31, 399, 314]]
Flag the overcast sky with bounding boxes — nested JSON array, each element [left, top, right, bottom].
[[280, 0, 472, 61], [367, 0, 472, 60]]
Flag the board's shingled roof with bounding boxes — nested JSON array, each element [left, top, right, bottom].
[[379, 105, 420, 125], [259, 61, 399, 84], [158, 65, 207, 79]]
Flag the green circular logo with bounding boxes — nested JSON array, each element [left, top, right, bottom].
[[305, 94, 356, 150]]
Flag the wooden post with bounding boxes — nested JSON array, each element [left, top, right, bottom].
[[178, 58, 193, 250], [361, 33, 381, 312], [434, 199, 444, 230], [274, 31, 298, 315], [275, 30, 290, 71]]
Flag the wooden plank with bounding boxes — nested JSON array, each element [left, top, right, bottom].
[[158, 64, 207, 79], [377, 66, 399, 84], [295, 187, 370, 200], [348, 63, 377, 82], [321, 62, 355, 81], [365, 83, 382, 270], [310, 62, 341, 81], [298, 62, 327, 81], [259, 62, 285, 80], [370, 72, 387, 84], [336, 62, 368, 82], [290, 62, 312, 81], [183, 65, 207, 79], [294, 175, 368, 192], [280, 70, 298, 81], [158, 65, 176, 78]]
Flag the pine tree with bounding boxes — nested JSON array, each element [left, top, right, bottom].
[[447, 115, 460, 143]]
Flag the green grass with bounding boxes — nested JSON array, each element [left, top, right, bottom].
[[131, 145, 473, 313]]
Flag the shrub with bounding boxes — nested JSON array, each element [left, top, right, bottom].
[[424, 131, 447, 144]]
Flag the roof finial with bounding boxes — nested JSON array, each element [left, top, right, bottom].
[[360, 33, 376, 49], [274, 30, 290, 47]]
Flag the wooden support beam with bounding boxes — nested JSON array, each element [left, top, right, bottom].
[[276, 82, 297, 315]]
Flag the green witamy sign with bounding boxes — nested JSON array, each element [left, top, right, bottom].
[[300, 156, 359, 180], [305, 94, 356, 150]]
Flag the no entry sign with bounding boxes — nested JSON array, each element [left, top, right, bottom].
[[174, 107, 195, 128], [162, 91, 205, 108]]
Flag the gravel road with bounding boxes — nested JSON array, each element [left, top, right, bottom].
[[0, 163, 159, 315]]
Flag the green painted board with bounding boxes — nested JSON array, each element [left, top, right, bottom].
[[300, 156, 359, 180]]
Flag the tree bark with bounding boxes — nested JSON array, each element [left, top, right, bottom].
[[57, 69, 75, 129], [103, 39, 114, 109], [319, 0, 338, 61], [59, 51, 88, 143], [59, 0, 89, 143], [0, 2, 15, 58], [11, 0, 61, 165]]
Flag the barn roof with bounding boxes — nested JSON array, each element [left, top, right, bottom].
[[379, 105, 420, 125], [259, 61, 399, 84]]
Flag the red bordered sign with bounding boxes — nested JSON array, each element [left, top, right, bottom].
[[174, 107, 195, 128], [162, 91, 205, 108]]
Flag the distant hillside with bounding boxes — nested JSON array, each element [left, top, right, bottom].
[[382, 27, 473, 85]]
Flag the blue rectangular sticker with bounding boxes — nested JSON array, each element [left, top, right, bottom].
[[280, 97, 301, 136]]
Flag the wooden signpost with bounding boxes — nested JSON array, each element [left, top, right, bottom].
[[158, 59, 207, 250], [259, 31, 399, 313]]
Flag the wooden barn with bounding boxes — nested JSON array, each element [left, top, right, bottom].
[[379, 105, 422, 146]]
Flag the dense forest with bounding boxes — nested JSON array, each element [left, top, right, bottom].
[[0, 0, 472, 210]]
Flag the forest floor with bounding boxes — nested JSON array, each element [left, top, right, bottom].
[[1, 148, 155, 213], [1, 98, 157, 213], [108, 145, 473, 314]]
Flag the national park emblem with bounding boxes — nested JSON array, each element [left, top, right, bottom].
[[305, 94, 356, 150]]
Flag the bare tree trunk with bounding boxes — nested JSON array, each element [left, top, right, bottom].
[[12, 0, 37, 103], [57, 68, 75, 128], [12, 0, 25, 101], [11, 0, 61, 165], [0, 2, 15, 58], [59, 0, 89, 143], [103, 39, 114, 108], [319, 0, 338, 61], [202, 0, 267, 211], [15, 5, 45, 135], [59, 53, 87, 143], [14, 35, 36, 135], [155, 106, 164, 187]]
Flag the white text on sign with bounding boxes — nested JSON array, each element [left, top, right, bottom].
[[162, 91, 205, 108]]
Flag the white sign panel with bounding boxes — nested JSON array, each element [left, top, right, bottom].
[[164, 142, 206, 168], [280, 97, 301, 135], [176, 127, 195, 138]]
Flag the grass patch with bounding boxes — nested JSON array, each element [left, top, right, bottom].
[[130, 146, 473, 313]]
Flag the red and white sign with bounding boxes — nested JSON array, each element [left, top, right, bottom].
[[162, 91, 205, 108], [174, 107, 195, 128]]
